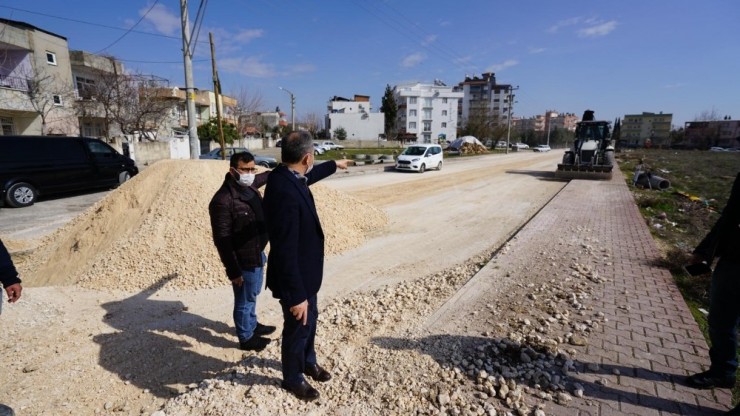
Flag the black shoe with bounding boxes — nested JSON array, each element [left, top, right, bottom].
[[686, 371, 735, 389], [304, 363, 332, 382], [239, 335, 270, 351], [281, 380, 320, 401], [254, 322, 276, 336]]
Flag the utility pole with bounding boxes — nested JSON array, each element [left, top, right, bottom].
[[546, 115, 552, 147], [279, 87, 295, 131], [180, 0, 199, 159], [505, 85, 519, 154], [209, 32, 225, 159]]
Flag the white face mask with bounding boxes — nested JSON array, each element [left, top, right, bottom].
[[304, 154, 314, 175], [238, 173, 255, 187]]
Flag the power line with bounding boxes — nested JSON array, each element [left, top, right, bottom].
[[96, 0, 160, 54], [0, 5, 208, 44]]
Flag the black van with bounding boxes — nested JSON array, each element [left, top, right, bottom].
[[0, 135, 138, 208]]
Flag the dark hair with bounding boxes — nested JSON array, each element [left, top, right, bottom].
[[230, 151, 255, 167], [281, 131, 314, 164]]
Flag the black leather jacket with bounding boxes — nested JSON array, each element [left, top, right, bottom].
[[694, 172, 740, 263]]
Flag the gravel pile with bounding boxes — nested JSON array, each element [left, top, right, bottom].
[[19, 160, 387, 291], [157, 236, 612, 415]]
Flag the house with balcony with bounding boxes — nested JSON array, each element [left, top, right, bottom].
[[622, 112, 673, 147], [325, 94, 384, 141], [0, 18, 78, 135], [394, 81, 462, 143], [684, 119, 740, 149], [455, 72, 513, 130]]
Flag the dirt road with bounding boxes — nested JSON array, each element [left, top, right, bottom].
[[0, 151, 565, 415]]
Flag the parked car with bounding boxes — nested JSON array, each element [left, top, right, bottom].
[[395, 144, 443, 173], [495, 141, 508, 149], [709, 146, 727, 152], [321, 141, 344, 150], [0, 135, 138, 208], [199, 147, 278, 168], [511, 142, 529, 149], [533, 144, 551, 152], [312, 142, 329, 155]]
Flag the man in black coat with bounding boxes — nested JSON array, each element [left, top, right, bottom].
[[686, 172, 740, 409], [0, 238, 22, 313], [263, 131, 349, 401], [209, 152, 276, 351]]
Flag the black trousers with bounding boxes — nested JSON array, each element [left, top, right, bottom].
[[279, 294, 318, 385]]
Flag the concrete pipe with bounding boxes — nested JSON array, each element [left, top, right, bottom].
[[636, 173, 670, 190]]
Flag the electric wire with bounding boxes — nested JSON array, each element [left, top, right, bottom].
[[95, 0, 160, 54]]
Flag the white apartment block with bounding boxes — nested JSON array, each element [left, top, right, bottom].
[[325, 94, 384, 141], [394, 81, 463, 143]]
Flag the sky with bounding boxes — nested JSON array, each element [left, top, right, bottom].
[[2, 0, 739, 128]]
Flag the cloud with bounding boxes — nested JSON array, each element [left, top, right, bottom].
[[548, 17, 582, 33], [233, 29, 264, 43], [219, 57, 276, 78], [486, 59, 519, 72], [401, 52, 426, 68], [422, 34, 438, 46], [529, 47, 546, 54], [141, 4, 181, 36], [578, 20, 617, 37]]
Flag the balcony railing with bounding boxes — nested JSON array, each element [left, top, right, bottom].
[[0, 74, 30, 91]]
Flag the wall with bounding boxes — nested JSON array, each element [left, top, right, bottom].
[[328, 112, 384, 140]]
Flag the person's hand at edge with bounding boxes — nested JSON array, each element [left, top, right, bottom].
[[5, 283, 21, 303], [289, 300, 308, 325], [335, 159, 352, 170], [231, 276, 244, 287]]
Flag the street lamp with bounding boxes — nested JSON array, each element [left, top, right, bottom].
[[505, 85, 519, 154], [279, 87, 295, 131]]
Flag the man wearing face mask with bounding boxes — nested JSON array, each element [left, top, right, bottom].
[[263, 131, 350, 400], [209, 151, 276, 351]]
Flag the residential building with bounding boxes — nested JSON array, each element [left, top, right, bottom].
[[684, 119, 740, 149], [70, 50, 125, 138], [455, 72, 513, 129], [238, 110, 285, 137], [0, 18, 78, 135], [394, 81, 463, 143], [153, 87, 236, 137], [622, 112, 673, 147], [325, 94, 384, 141], [514, 111, 579, 136]]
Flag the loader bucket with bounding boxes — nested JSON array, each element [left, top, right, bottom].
[[555, 164, 613, 180]]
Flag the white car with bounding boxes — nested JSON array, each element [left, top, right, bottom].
[[533, 145, 551, 152], [321, 141, 344, 150], [511, 143, 530, 150], [312, 143, 328, 155], [395, 144, 443, 173]]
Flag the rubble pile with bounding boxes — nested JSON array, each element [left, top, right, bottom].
[[459, 142, 490, 155], [159, 237, 612, 415]]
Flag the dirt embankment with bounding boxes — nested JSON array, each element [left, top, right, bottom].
[[16, 160, 387, 291]]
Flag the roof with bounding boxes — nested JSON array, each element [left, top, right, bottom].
[[0, 18, 67, 41]]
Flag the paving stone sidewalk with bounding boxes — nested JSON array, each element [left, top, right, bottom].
[[518, 173, 731, 415]]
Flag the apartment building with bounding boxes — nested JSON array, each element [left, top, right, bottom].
[[622, 112, 673, 147], [394, 81, 463, 143], [326, 94, 384, 141], [455, 72, 513, 128], [0, 18, 78, 135], [684, 119, 740, 149]]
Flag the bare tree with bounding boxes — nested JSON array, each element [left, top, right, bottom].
[[695, 107, 722, 121], [24, 66, 75, 135], [229, 86, 264, 135], [302, 112, 324, 136]]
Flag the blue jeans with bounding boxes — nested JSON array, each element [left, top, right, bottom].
[[279, 294, 318, 386], [232, 253, 265, 342], [708, 258, 740, 379]]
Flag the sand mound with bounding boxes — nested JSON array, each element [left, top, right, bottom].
[[19, 160, 387, 291]]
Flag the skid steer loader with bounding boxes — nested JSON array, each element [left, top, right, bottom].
[[556, 110, 615, 180]]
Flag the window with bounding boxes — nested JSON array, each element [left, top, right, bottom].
[[423, 98, 432, 107], [76, 76, 96, 99], [409, 97, 417, 104], [409, 122, 417, 129], [423, 134, 431, 143], [441, 122, 447, 128], [53, 95, 63, 106], [86, 140, 116, 156], [46, 51, 57, 65], [423, 121, 431, 132], [442, 98, 448, 103], [0, 117, 14, 135], [423, 109, 432, 119], [442, 110, 448, 116], [409, 109, 417, 117]]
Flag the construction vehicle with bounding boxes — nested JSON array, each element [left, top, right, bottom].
[[556, 110, 615, 180]]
